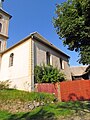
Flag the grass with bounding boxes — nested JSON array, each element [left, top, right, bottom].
[[0, 101, 90, 120], [0, 89, 56, 102], [0, 111, 11, 120], [0, 103, 71, 120], [0, 89, 90, 120]]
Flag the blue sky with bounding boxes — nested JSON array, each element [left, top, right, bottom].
[[4, 0, 81, 66]]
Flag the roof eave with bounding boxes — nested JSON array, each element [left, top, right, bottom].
[[0, 8, 12, 19]]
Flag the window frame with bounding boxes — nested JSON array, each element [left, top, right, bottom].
[[0, 15, 3, 19], [60, 58, 64, 70], [9, 53, 14, 67], [46, 52, 50, 65], [0, 23, 2, 32]]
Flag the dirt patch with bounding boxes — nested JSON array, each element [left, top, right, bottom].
[[0, 100, 44, 113]]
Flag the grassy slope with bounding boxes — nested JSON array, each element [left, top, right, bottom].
[[0, 89, 55, 102], [0, 101, 90, 120], [0, 89, 90, 120], [0, 103, 71, 120]]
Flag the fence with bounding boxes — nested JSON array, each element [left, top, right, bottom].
[[35, 80, 90, 101], [35, 83, 58, 98]]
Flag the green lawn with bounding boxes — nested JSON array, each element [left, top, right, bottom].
[[0, 89, 55, 102], [0, 89, 90, 120]]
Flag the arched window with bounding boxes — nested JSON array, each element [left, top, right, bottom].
[[9, 53, 14, 67], [0, 23, 2, 32]]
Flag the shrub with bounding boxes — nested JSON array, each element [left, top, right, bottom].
[[34, 65, 66, 83], [34, 65, 43, 83], [0, 80, 10, 90]]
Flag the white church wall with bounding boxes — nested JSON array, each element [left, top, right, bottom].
[[0, 39, 32, 91]]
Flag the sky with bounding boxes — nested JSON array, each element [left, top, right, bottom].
[[3, 0, 82, 66]]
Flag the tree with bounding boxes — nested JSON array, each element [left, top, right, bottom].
[[53, 0, 90, 65]]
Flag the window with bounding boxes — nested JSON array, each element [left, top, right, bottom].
[[0, 41, 1, 51], [60, 58, 64, 69], [0, 23, 2, 32], [9, 53, 14, 67], [46, 52, 50, 65], [0, 15, 3, 19]]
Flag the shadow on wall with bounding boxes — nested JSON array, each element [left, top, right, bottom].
[[68, 90, 90, 101], [6, 107, 57, 120], [68, 93, 87, 101], [62, 90, 90, 102]]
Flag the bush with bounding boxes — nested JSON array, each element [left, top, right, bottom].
[[34, 65, 66, 83], [0, 80, 10, 90], [34, 66, 43, 83]]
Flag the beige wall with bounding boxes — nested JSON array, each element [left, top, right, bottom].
[[0, 39, 32, 91], [0, 11, 10, 51], [0, 13, 10, 36], [34, 40, 71, 80]]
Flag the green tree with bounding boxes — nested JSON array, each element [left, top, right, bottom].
[[53, 0, 90, 65]]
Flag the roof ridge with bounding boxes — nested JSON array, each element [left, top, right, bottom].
[[32, 32, 70, 58]]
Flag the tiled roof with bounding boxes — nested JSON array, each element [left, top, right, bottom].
[[70, 66, 87, 76]]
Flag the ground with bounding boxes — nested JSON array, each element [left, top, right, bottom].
[[0, 89, 90, 120]]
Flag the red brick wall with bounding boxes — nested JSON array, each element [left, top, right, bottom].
[[35, 83, 58, 97], [35, 80, 90, 101], [60, 80, 90, 101]]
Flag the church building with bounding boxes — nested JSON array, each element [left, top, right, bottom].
[[0, 1, 72, 91]]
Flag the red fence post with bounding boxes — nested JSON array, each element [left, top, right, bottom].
[[34, 83, 38, 92]]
